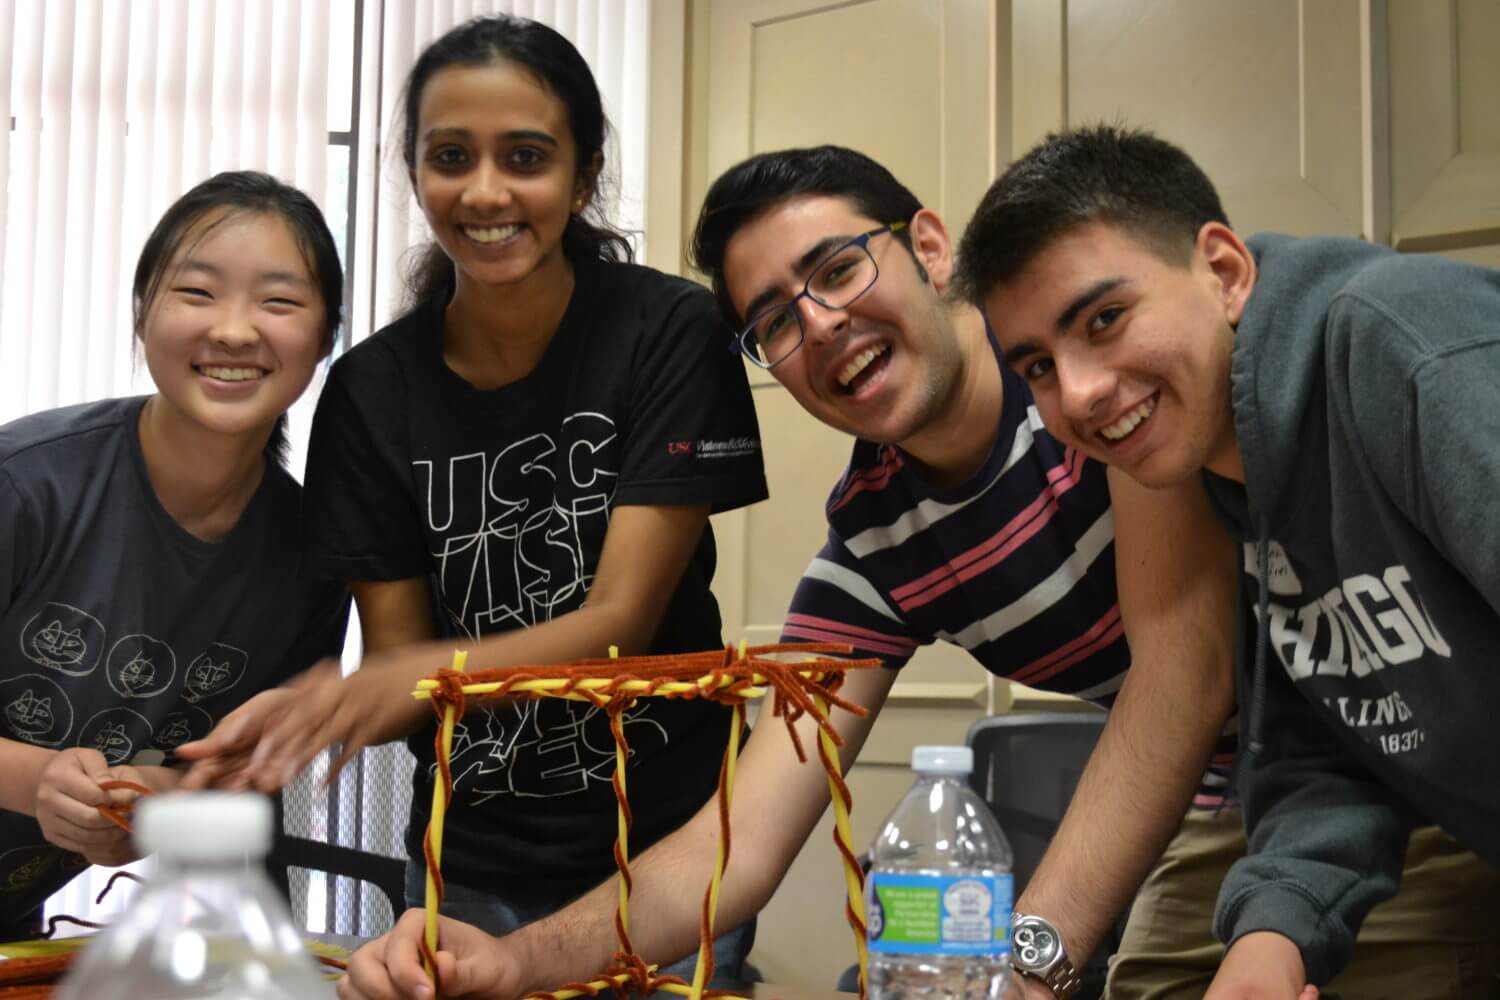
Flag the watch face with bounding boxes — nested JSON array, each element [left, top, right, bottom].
[[1014, 918, 1061, 971]]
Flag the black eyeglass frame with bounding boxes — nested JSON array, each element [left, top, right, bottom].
[[730, 221, 909, 369]]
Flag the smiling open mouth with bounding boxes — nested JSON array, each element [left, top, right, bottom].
[[195, 365, 266, 382], [1099, 393, 1157, 442], [837, 344, 889, 394], [461, 223, 523, 244]]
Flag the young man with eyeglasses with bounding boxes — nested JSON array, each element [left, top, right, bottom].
[[335, 146, 1489, 1000], [694, 148, 1244, 1000]]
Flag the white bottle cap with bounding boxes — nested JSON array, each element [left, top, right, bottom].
[[911, 745, 973, 774], [135, 792, 274, 860]]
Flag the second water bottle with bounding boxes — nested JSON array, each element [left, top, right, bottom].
[[866, 745, 1021, 1000]]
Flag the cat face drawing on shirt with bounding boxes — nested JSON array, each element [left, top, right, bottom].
[[106, 635, 175, 698], [79, 707, 149, 766], [5, 854, 51, 892], [0, 845, 58, 894], [181, 643, 249, 704], [192, 659, 230, 689], [156, 715, 192, 747], [21, 603, 106, 676], [118, 655, 156, 693], [32, 621, 85, 665], [4, 690, 53, 737], [150, 706, 212, 752], [90, 722, 131, 759], [0, 674, 73, 745]]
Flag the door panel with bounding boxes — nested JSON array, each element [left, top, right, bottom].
[[1015, 0, 1366, 237], [1389, 0, 1500, 256]]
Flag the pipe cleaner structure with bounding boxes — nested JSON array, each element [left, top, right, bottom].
[[413, 642, 881, 1000]]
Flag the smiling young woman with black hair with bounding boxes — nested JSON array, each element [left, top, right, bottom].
[[0, 171, 349, 941]]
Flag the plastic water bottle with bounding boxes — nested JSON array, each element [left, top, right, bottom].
[[57, 792, 327, 999], [866, 746, 1021, 1000]]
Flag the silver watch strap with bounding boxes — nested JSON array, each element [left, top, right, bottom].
[[1034, 959, 1082, 999]]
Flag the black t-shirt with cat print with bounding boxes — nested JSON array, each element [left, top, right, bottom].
[[0, 396, 349, 925]]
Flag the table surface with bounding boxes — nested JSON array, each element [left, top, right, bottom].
[[2, 935, 856, 1000], [743, 983, 856, 1000]]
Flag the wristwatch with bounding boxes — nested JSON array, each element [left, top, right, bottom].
[[1010, 912, 1082, 998]]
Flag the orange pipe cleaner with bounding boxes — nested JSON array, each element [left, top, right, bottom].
[[416, 642, 880, 1000]]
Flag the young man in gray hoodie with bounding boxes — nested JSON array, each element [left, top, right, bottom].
[[960, 125, 1500, 999]]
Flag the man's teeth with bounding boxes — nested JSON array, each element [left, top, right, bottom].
[[1100, 396, 1157, 441], [462, 223, 522, 244], [837, 345, 888, 387], [199, 366, 264, 382]]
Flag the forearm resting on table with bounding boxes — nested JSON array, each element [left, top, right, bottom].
[[502, 801, 753, 991], [497, 668, 891, 993]]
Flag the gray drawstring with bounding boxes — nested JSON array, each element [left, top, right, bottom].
[[1247, 518, 1271, 759]]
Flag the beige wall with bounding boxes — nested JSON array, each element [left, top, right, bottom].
[[650, 0, 1500, 987]]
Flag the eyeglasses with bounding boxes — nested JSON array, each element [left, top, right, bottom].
[[733, 222, 908, 369]]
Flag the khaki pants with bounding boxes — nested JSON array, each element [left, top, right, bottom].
[[1105, 808, 1500, 999]]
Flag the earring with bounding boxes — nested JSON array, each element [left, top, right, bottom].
[[574, 197, 584, 211]]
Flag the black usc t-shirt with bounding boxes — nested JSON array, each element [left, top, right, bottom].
[[303, 257, 768, 895]]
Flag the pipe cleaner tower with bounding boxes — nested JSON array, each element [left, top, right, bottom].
[[414, 642, 879, 1000]]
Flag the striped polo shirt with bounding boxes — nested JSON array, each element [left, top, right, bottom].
[[782, 359, 1235, 808]]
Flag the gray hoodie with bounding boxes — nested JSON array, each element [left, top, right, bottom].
[[1201, 234, 1500, 984]]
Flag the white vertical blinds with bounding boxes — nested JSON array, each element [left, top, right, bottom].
[[0, 0, 333, 426]]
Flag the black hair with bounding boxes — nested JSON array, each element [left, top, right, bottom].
[[131, 169, 343, 468], [689, 145, 925, 329], [398, 14, 633, 305], [954, 124, 1230, 303]]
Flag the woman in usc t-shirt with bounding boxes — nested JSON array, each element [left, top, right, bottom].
[[0, 172, 350, 940], [179, 15, 767, 980]]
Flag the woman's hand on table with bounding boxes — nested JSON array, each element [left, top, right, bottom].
[[33, 748, 145, 866], [337, 909, 515, 1000], [1204, 932, 1319, 1000]]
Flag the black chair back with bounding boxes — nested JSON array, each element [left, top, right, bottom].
[[966, 711, 1119, 1000], [966, 712, 1106, 893], [267, 791, 407, 935]]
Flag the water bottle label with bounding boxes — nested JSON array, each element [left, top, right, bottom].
[[866, 872, 1013, 957]]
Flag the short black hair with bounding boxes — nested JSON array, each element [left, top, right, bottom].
[[954, 125, 1229, 303], [690, 145, 923, 329]]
